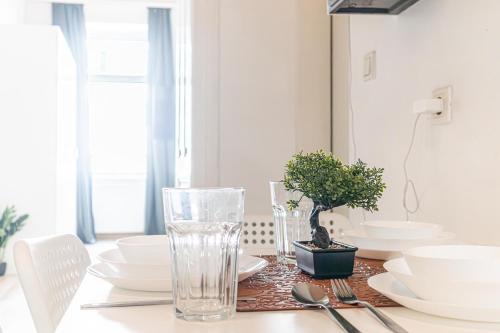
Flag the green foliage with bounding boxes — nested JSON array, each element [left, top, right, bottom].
[[283, 151, 386, 212], [0, 206, 28, 248]]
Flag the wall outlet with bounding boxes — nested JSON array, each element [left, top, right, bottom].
[[363, 51, 376, 81], [432, 86, 452, 124]]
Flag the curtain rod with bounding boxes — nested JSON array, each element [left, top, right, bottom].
[[30, 0, 177, 7]]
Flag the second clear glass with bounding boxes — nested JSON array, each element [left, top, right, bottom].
[[270, 181, 313, 264]]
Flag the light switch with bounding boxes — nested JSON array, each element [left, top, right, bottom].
[[363, 51, 376, 81]]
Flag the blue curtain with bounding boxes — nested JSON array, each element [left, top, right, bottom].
[[53, 4, 96, 244], [145, 8, 176, 235]]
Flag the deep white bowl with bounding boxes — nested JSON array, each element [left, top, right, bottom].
[[403, 245, 500, 282], [363, 221, 442, 240], [97, 248, 170, 279], [343, 229, 455, 252], [116, 235, 170, 265], [384, 257, 500, 307]]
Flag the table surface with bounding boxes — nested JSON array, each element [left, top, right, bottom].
[[55, 273, 500, 333]]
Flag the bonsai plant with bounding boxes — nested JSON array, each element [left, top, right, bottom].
[[283, 151, 385, 278], [0, 206, 28, 275]]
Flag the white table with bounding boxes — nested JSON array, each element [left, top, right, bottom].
[[55, 274, 500, 333]]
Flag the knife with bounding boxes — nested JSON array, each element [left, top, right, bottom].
[[81, 297, 256, 309]]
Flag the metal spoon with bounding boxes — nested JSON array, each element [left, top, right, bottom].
[[292, 283, 362, 333]]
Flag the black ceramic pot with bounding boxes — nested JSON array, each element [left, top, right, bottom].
[[293, 240, 358, 279]]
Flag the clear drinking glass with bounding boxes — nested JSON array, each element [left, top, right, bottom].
[[270, 181, 313, 264], [162, 187, 245, 321]]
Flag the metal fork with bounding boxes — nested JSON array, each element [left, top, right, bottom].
[[331, 279, 408, 333]]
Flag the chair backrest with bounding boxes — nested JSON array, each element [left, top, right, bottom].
[[14, 234, 90, 333], [319, 211, 353, 239], [241, 212, 353, 255], [241, 214, 275, 255]]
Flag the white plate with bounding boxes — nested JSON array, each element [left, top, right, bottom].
[[384, 258, 500, 307], [343, 229, 456, 252], [97, 249, 170, 279], [90, 253, 268, 291], [88, 262, 171, 292], [363, 221, 442, 240], [238, 255, 268, 282], [368, 272, 500, 322]]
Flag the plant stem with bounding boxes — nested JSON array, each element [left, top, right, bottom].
[[310, 203, 331, 249]]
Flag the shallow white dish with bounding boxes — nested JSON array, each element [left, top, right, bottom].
[[384, 258, 500, 306], [355, 248, 402, 261], [403, 245, 500, 282], [238, 255, 269, 282], [363, 220, 442, 240], [368, 272, 500, 322], [88, 262, 171, 292], [116, 235, 170, 265], [97, 249, 170, 279], [91, 252, 268, 291], [342, 229, 455, 252]]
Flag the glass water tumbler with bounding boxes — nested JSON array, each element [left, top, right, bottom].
[[162, 187, 245, 321], [270, 181, 313, 264]]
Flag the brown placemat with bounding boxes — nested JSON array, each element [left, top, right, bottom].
[[237, 256, 399, 312]]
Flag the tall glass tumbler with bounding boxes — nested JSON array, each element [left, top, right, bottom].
[[270, 181, 313, 264], [162, 188, 245, 321]]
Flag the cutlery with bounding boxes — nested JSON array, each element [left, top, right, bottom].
[[331, 279, 407, 333], [81, 297, 256, 309], [292, 282, 362, 333]]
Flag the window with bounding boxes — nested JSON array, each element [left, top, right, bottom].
[[87, 22, 148, 176], [87, 22, 149, 233], [86, 8, 191, 233]]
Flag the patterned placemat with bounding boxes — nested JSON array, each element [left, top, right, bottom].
[[236, 255, 399, 312]]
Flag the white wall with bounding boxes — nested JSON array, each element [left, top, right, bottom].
[[0, 0, 26, 24], [192, 0, 331, 214], [0, 26, 77, 272], [22, 0, 332, 217], [335, 0, 500, 245]]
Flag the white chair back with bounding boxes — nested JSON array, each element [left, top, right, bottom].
[[319, 211, 353, 239], [241, 212, 353, 255], [241, 214, 275, 255], [14, 234, 90, 333]]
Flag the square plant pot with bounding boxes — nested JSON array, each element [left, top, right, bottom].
[[293, 240, 358, 279]]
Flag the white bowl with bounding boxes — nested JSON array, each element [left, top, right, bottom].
[[384, 258, 500, 307], [97, 248, 170, 279], [363, 221, 443, 240], [403, 245, 500, 283], [116, 235, 170, 265], [343, 229, 455, 252]]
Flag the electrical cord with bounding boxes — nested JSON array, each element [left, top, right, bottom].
[[347, 16, 422, 221], [403, 114, 422, 220]]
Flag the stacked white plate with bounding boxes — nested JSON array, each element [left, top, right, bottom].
[[87, 235, 268, 292], [341, 220, 456, 260], [368, 245, 500, 322]]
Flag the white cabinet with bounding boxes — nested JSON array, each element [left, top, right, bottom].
[[0, 25, 77, 273]]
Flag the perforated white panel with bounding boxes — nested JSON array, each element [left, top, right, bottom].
[[240, 212, 352, 255], [14, 234, 90, 333]]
